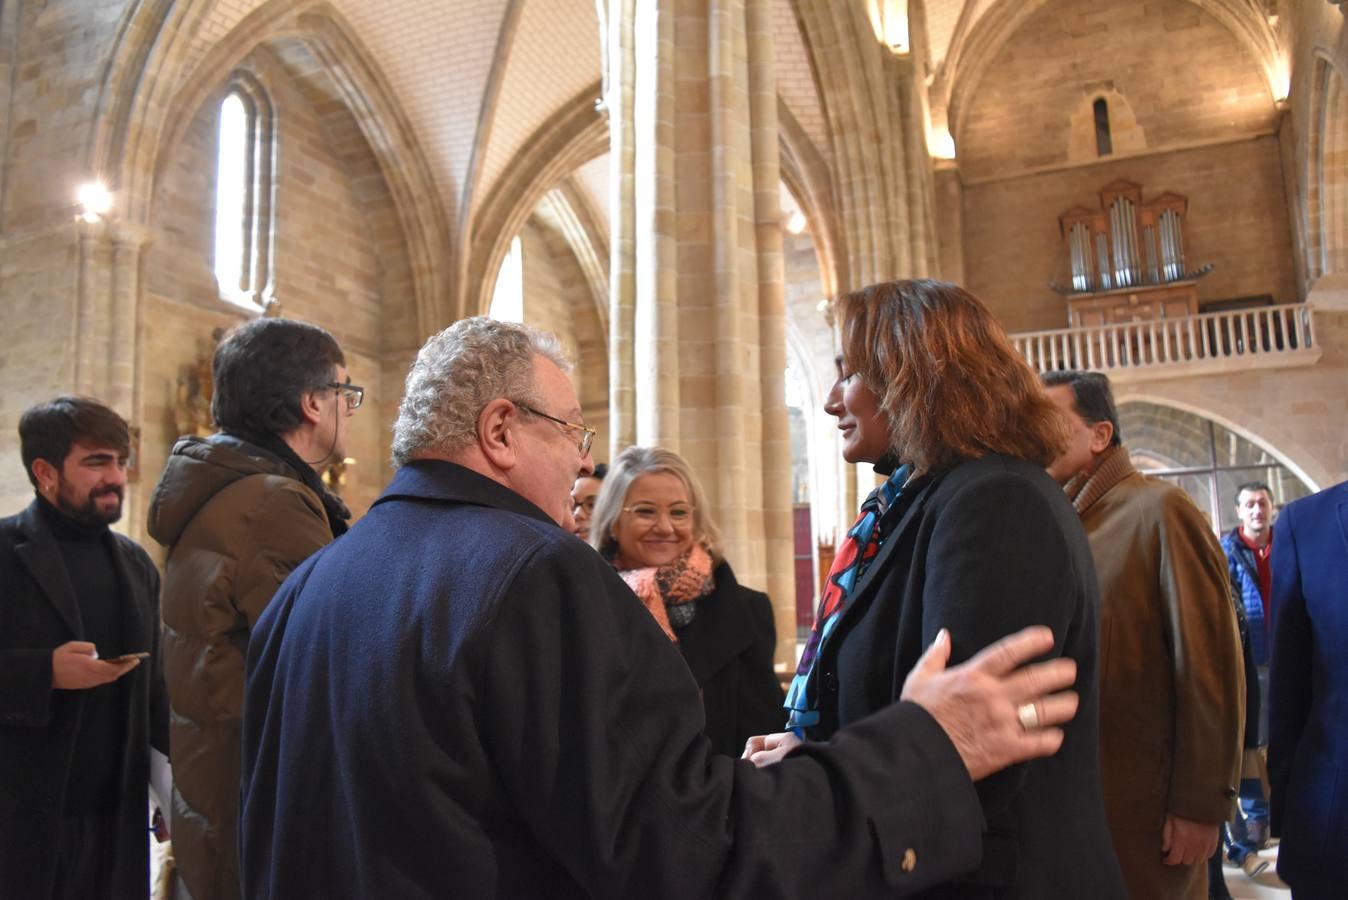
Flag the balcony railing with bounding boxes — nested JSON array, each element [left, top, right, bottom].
[[1011, 302, 1321, 381]]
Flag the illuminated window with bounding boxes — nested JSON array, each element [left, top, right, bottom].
[[489, 235, 524, 322], [214, 76, 275, 309]]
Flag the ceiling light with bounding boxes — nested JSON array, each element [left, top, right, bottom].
[[76, 181, 112, 223]]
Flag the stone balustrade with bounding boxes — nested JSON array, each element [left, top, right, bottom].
[[1011, 302, 1321, 382]]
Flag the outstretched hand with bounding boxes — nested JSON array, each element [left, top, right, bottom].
[[900, 626, 1078, 782]]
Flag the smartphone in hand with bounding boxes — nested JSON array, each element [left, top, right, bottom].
[[104, 651, 150, 663]]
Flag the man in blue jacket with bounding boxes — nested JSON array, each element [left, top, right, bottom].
[[1268, 478, 1348, 900], [1218, 482, 1274, 874], [240, 317, 1084, 899]]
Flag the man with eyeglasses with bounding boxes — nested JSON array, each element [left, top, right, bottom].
[[241, 316, 1085, 900], [569, 461, 608, 541], [147, 317, 357, 900]]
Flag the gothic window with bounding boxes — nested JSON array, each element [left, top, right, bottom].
[[1093, 98, 1113, 157], [214, 76, 275, 308], [490, 235, 524, 322], [1120, 402, 1314, 531]]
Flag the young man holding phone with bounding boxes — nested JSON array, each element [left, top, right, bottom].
[[0, 396, 170, 899]]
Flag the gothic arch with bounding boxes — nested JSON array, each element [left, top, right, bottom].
[[465, 85, 608, 322], [941, 0, 1283, 148], [1309, 53, 1348, 278], [541, 180, 610, 339], [1113, 390, 1324, 492], [92, 0, 451, 335], [778, 98, 842, 298]]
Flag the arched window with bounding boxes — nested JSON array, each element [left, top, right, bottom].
[[1093, 98, 1113, 157], [489, 235, 524, 322], [214, 76, 275, 309], [1119, 402, 1315, 530]]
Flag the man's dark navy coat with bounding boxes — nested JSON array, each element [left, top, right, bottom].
[[240, 460, 991, 899], [1268, 479, 1348, 899]]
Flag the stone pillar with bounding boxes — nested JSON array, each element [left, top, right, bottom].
[[74, 222, 104, 396], [607, 0, 796, 665], [107, 226, 146, 417]]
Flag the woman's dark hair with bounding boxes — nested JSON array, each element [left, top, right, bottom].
[[211, 318, 345, 436], [837, 279, 1068, 474], [19, 396, 130, 487], [1040, 370, 1123, 447]]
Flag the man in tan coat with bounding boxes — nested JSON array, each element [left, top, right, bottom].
[[148, 318, 359, 900], [1043, 371, 1243, 900]]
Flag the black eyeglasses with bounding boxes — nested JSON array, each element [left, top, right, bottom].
[[327, 382, 364, 410], [515, 403, 596, 456]]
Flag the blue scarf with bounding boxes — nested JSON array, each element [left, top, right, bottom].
[[784, 465, 912, 732]]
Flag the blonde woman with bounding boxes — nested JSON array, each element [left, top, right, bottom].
[[590, 446, 783, 756]]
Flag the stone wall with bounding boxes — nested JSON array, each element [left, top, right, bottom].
[[957, 0, 1278, 183], [129, 46, 413, 544], [962, 136, 1298, 333]]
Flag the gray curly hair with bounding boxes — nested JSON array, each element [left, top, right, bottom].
[[391, 317, 570, 467]]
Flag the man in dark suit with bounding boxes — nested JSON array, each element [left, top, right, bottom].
[[241, 316, 1084, 899], [1268, 478, 1348, 899], [0, 396, 169, 899]]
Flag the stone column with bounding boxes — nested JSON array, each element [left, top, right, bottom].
[[107, 226, 146, 417], [74, 221, 105, 396], [607, 0, 796, 665]]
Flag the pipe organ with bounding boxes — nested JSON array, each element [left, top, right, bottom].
[[1056, 180, 1211, 326]]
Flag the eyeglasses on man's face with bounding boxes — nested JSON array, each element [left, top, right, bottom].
[[516, 403, 596, 456], [327, 382, 364, 411]]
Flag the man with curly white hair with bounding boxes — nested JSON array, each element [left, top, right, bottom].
[[240, 316, 1086, 900]]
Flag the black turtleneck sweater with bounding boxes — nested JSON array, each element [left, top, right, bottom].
[[36, 496, 127, 814]]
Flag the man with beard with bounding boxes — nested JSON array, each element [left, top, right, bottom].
[[0, 396, 169, 899]]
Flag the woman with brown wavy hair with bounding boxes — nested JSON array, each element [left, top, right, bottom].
[[746, 279, 1125, 899]]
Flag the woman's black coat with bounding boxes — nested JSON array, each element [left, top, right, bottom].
[[675, 561, 785, 757], [809, 454, 1126, 899]]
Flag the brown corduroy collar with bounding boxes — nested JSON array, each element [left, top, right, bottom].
[[1063, 444, 1136, 515]]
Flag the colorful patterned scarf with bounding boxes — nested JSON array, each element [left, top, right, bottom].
[[619, 544, 716, 642], [784, 465, 912, 732]]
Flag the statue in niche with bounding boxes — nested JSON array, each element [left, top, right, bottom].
[[174, 328, 225, 439], [172, 317, 353, 497]]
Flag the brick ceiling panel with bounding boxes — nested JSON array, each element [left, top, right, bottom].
[[571, 154, 609, 239], [332, 0, 510, 216], [171, 0, 269, 98], [773, 0, 829, 162], [478, 0, 602, 202], [924, 0, 969, 69]]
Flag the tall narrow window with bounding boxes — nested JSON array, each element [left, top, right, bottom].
[[1094, 98, 1113, 157], [489, 235, 524, 322], [215, 93, 248, 299], [213, 76, 276, 309]]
